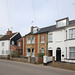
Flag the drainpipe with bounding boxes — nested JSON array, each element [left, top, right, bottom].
[[23, 37, 25, 56]]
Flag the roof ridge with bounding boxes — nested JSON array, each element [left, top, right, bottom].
[[40, 25, 56, 29]]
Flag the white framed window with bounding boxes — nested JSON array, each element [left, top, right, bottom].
[[70, 29, 75, 39], [32, 36, 35, 43], [41, 48, 44, 53], [18, 42, 20, 47], [2, 42, 5, 46], [57, 19, 66, 27], [32, 48, 35, 57], [27, 36, 31, 44], [69, 47, 75, 59], [27, 48, 30, 56], [12, 41, 14, 45], [2, 50, 4, 54], [48, 34, 53, 42], [6, 50, 9, 54], [41, 35, 44, 43]]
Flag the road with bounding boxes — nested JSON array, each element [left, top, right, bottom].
[[0, 59, 75, 75]]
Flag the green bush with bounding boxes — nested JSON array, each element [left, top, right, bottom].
[[37, 53, 44, 57], [11, 50, 20, 58]]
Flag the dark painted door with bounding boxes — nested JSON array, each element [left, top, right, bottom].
[[56, 50, 61, 61]]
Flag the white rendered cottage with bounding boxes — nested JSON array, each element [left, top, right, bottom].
[[0, 29, 21, 58], [48, 17, 75, 63]]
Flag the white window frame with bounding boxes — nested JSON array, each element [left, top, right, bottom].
[[18, 42, 20, 47], [57, 19, 66, 27], [2, 50, 4, 54], [41, 48, 45, 53], [32, 48, 35, 57], [32, 36, 35, 44], [2, 42, 5, 46], [70, 29, 75, 39], [27, 49, 30, 57], [48, 33, 53, 43], [69, 47, 75, 59], [41, 35, 44, 43], [6, 50, 9, 54], [12, 41, 14, 45], [27, 36, 31, 44]]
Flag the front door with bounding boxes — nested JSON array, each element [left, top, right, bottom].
[[56, 50, 61, 61]]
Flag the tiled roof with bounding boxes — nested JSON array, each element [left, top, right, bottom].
[[69, 20, 75, 25], [0, 33, 16, 41], [17, 38, 23, 42], [26, 20, 75, 36]]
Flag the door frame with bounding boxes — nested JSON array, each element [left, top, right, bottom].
[[56, 48, 61, 61]]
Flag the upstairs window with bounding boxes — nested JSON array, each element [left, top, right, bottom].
[[70, 29, 75, 39], [2, 42, 5, 46], [32, 36, 35, 43], [41, 35, 44, 43], [18, 42, 20, 47], [57, 19, 66, 27], [27, 36, 31, 44], [12, 41, 14, 45], [48, 34, 53, 43]]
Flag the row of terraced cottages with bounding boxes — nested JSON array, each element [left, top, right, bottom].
[[0, 17, 75, 63]]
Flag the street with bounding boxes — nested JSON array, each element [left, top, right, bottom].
[[0, 59, 75, 75]]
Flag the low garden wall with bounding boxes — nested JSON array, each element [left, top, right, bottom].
[[10, 57, 28, 63]]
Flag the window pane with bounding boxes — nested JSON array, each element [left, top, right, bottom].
[[32, 36, 35, 43], [2, 42, 4, 46], [48, 34, 53, 42], [70, 47, 75, 52], [57, 19, 66, 27], [70, 29, 75, 39], [41, 48, 44, 53], [18, 42, 20, 47], [41, 35, 44, 43], [70, 47, 75, 59], [27, 37, 31, 44]]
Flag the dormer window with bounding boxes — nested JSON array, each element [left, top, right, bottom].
[[33, 26, 39, 33], [56, 18, 69, 28]]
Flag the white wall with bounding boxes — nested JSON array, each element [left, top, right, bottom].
[[0, 40, 10, 55]]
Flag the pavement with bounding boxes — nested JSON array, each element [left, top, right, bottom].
[[0, 59, 75, 75]]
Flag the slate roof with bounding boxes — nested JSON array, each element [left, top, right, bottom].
[[0, 33, 16, 41], [69, 20, 75, 25], [26, 20, 75, 36]]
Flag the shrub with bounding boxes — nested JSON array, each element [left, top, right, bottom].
[[11, 50, 20, 58], [37, 53, 44, 57]]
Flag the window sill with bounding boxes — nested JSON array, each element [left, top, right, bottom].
[[65, 38, 75, 41], [48, 41, 53, 43], [41, 42, 45, 43], [64, 58, 75, 60]]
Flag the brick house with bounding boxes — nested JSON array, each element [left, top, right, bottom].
[[17, 38, 23, 55], [23, 26, 54, 57]]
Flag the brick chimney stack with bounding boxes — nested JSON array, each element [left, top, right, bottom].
[[7, 29, 12, 35], [31, 26, 34, 32]]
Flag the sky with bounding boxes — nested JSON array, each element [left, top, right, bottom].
[[0, 0, 75, 36]]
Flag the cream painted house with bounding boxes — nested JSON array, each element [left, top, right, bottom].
[[48, 17, 75, 63]]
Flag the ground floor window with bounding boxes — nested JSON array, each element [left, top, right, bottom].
[[27, 48, 30, 56], [6, 50, 9, 54], [41, 48, 44, 53], [2, 50, 4, 54], [32, 48, 35, 56], [69, 47, 75, 59]]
